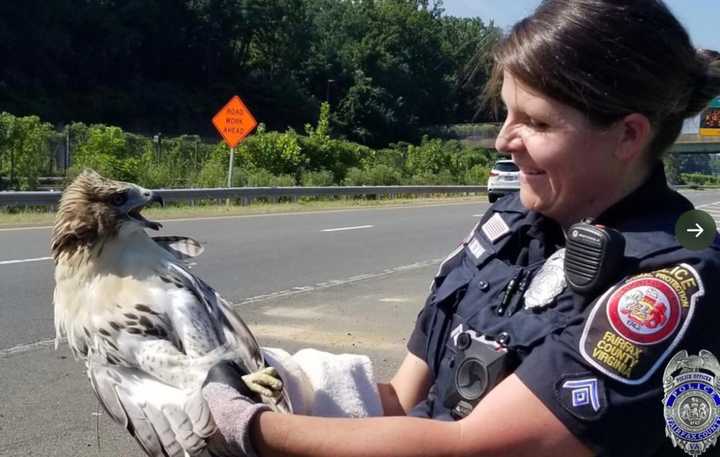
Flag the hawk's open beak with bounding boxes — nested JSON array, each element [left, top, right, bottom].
[[127, 188, 164, 231]]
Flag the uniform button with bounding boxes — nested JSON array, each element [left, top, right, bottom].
[[496, 332, 511, 346], [457, 332, 472, 350], [478, 281, 489, 291]]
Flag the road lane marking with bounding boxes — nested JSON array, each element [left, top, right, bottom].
[[0, 338, 58, 357], [0, 256, 51, 265], [322, 225, 374, 232], [1, 257, 442, 357], [696, 200, 720, 209], [695, 201, 720, 233]]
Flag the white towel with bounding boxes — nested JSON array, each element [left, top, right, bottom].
[[261, 347, 383, 418]]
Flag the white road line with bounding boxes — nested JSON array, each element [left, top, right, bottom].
[[0, 256, 52, 265], [0, 338, 58, 357], [696, 201, 720, 209], [321, 225, 374, 232], [0, 257, 442, 358]]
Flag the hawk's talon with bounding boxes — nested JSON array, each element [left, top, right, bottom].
[[241, 367, 283, 398]]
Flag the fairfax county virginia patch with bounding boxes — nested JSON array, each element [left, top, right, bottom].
[[662, 350, 720, 456], [555, 374, 607, 421], [579, 264, 704, 385], [481, 213, 510, 243]]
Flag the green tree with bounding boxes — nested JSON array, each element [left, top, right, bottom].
[[70, 125, 139, 182], [236, 125, 306, 178], [0, 113, 55, 190]]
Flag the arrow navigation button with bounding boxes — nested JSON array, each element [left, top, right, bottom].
[[687, 223, 704, 238], [675, 210, 717, 250]]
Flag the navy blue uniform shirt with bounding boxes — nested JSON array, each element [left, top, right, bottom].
[[407, 164, 720, 456]]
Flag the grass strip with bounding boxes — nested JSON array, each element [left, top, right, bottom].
[[0, 195, 487, 228]]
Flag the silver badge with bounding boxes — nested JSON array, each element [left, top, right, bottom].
[[523, 248, 566, 309], [663, 350, 720, 456]]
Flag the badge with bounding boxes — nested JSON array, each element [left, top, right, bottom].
[[662, 350, 720, 456], [524, 248, 566, 309], [580, 264, 704, 385], [481, 213, 510, 243]]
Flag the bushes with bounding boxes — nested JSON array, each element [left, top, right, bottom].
[[195, 145, 229, 188], [464, 164, 490, 185], [680, 173, 720, 186], [343, 164, 403, 186], [301, 170, 335, 186], [70, 125, 138, 181], [0, 113, 56, 190], [0, 110, 494, 190], [236, 125, 306, 176]]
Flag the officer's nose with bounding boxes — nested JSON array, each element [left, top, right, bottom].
[[495, 119, 524, 154]]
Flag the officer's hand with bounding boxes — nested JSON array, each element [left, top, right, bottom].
[[202, 361, 271, 457]]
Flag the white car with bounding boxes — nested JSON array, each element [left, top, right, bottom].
[[487, 159, 520, 202]]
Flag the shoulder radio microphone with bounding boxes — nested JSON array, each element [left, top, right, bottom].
[[564, 219, 625, 296]]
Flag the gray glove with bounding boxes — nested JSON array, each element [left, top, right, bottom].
[[202, 361, 271, 457]]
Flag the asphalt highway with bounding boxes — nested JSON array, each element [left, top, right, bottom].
[[0, 200, 486, 352], [1, 190, 719, 456], [1, 190, 719, 354]]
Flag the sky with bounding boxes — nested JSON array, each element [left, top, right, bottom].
[[441, 0, 720, 51]]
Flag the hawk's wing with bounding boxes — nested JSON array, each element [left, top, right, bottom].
[[88, 360, 215, 457], [153, 236, 205, 261], [166, 262, 293, 413], [84, 255, 292, 456]]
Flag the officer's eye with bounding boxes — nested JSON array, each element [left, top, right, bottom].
[[528, 118, 549, 131], [110, 192, 128, 206]]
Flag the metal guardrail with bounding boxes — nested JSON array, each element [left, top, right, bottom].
[[0, 185, 488, 207]]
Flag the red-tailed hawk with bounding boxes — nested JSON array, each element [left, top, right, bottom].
[[52, 170, 290, 457]]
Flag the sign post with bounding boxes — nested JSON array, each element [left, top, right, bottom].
[[699, 96, 720, 137], [227, 147, 235, 188], [212, 95, 258, 190]]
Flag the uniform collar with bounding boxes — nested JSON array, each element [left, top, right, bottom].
[[594, 162, 691, 231], [485, 193, 564, 263]]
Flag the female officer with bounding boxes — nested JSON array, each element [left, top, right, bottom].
[[201, 1, 720, 456]]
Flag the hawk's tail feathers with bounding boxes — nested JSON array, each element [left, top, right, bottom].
[[87, 361, 216, 457]]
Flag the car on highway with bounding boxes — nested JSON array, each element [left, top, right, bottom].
[[487, 159, 520, 202]]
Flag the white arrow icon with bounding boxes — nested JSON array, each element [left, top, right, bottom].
[[687, 223, 704, 238]]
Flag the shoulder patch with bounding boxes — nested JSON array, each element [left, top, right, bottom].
[[482, 213, 510, 243], [555, 373, 607, 421], [579, 264, 704, 385]]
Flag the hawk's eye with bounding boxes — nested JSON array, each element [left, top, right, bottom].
[[110, 192, 128, 206]]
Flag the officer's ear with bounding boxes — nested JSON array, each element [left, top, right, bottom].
[[612, 113, 653, 162]]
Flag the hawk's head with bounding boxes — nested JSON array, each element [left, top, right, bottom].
[[51, 170, 164, 260]]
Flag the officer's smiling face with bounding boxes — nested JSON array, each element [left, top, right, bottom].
[[495, 72, 633, 227]]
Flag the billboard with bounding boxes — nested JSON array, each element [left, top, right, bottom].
[[699, 96, 720, 137]]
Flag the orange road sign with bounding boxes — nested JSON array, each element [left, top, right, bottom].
[[212, 95, 258, 148]]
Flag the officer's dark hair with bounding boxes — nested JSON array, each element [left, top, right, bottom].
[[486, 0, 720, 159]]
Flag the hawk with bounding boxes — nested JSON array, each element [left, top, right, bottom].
[[52, 170, 290, 457]]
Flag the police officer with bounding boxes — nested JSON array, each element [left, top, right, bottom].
[[197, 1, 720, 456]]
